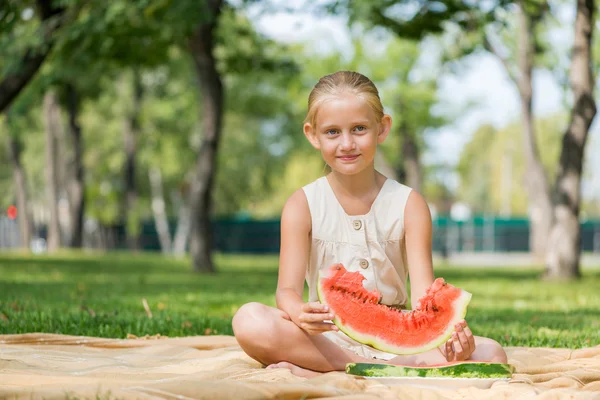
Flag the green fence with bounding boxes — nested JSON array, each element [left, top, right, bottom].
[[7, 215, 600, 253], [131, 216, 600, 254]]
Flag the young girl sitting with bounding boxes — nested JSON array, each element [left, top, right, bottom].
[[233, 71, 508, 378]]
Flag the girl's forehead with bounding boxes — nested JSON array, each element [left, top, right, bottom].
[[315, 94, 375, 124]]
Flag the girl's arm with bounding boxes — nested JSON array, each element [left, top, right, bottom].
[[275, 189, 311, 320], [404, 190, 435, 309], [275, 189, 336, 334], [404, 191, 476, 361]]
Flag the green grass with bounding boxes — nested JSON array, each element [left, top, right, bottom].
[[0, 252, 598, 348]]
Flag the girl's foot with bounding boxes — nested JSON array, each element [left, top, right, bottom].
[[266, 361, 323, 378]]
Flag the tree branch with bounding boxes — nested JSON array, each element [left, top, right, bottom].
[[483, 33, 518, 85]]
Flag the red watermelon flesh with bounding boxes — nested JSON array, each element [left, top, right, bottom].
[[317, 264, 472, 355]]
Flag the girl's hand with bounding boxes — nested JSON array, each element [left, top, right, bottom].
[[295, 302, 339, 335], [444, 320, 475, 362]]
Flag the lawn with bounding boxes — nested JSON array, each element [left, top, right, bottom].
[[0, 252, 598, 348]]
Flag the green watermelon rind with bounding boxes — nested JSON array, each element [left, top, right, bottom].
[[346, 362, 514, 379], [317, 272, 472, 355]]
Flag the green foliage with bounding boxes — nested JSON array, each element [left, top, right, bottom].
[[339, 0, 514, 40], [250, 150, 326, 218], [457, 114, 566, 215], [210, 8, 303, 215], [0, 102, 46, 210], [0, 4, 42, 75], [0, 1, 305, 221], [0, 252, 598, 348]]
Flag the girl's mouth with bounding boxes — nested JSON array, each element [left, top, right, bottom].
[[338, 154, 360, 161]]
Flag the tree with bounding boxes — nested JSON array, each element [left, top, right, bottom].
[[0, 86, 46, 250], [42, 89, 62, 251], [63, 83, 85, 248], [135, 4, 300, 258], [457, 115, 565, 216], [0, 0, 68, 112], [482, 0, 554, 258], [320, 1, 515, 196], [545, 0, 596, 279], [0, 1, 73, 250], [30, 0, 176, 249], [375, 0, 556, 257], [121, 70, 144, 251], [184, 0, 225, 273], [3, 124, 33, 250], [336, 0, 512, 41]]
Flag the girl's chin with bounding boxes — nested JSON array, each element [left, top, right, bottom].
[[330, 164, 367, 176]]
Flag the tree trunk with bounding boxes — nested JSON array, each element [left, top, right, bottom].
[[42, 90, 62, 251], [545, 0, 596, 280], [65, 84, 85, 248], [374, 152, 398, 181], [171, 189, 191, 257], [515, 5, 553, 259], [0, 1, 66, 112], [122, 70, 143, 251], [394, 92, 422, 192], [396, 104, 422, 193], [484, 4, 553, 258], [401, 132, 422, 193], [7, 136, 32, 250], [149, 167, 172, 254], [187, 0, 224, 273]]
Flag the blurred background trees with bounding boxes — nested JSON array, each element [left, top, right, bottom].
[[0, 0, 598, 279]]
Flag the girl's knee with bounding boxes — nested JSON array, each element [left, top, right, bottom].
[[491, 341, 509, 363], [474, 337, 508, 363], [232, 302, 276, 347], [232, 302, 263, 334]]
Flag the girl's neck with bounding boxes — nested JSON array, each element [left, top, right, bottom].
[[326, 164, 386, 198]]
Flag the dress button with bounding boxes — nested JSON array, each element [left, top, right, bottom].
[[352, 220, 363, 230], [359, 259, 369, 269]]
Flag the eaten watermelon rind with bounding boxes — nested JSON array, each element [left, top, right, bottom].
[[317, 265, 472, 355], [346, 362, 514, 379]]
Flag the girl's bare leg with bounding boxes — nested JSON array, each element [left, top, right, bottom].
[[232, 302, 376, 375], [232, 302, 507, 377]]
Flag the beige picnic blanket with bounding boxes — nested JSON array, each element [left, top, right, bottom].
[[0, 333, 599, 399]]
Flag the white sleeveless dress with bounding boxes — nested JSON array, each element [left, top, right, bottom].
[[302, 175, 413, 360]]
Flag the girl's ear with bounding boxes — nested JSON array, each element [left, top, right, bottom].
[[377, 114, 392, 144], [304, 122, 321, 149]]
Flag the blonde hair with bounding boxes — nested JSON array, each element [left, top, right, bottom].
[[304, 71, 384, 127]]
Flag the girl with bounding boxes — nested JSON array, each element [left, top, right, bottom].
[[232, 71, 507, 378]]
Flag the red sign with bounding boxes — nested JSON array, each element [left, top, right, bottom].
[[7, 205, 17, 220]]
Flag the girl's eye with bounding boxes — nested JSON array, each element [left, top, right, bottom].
[[355, 126, 366, 132], [326, 129, 338, 135]]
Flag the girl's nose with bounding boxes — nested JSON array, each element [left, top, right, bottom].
[[340, 133, 356, 151]]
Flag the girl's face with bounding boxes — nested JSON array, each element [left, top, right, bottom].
[[304, 93, 391, 176]]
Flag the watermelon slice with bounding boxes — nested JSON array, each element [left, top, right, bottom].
[[317, 264, 472, 355], [346, 362, 514, 378]]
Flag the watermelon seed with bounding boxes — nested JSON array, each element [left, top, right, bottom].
[[432, 305, 438, 312]]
